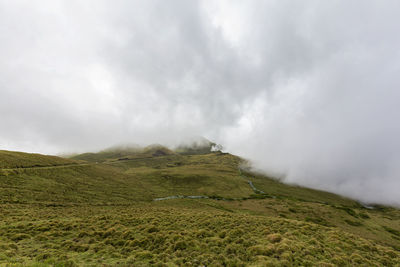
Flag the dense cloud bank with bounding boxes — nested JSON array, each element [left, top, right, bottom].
[[1, 1, 399, 206]]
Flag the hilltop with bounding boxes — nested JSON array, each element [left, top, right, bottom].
[[0, 150, 78, 169], [69, 144, 175, 163], [0, 146, 399, 266]]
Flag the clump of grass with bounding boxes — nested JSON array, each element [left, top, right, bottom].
[[344, 220, 363, 227], [382, 226, 400, 237], [267, 233, 281, 243], [358, 212, 370, 219], [305, 217, 332, 227], [147, 226, 159, 233], [218, 231, 227, 239], [249, 244, 275, 256], [10, 233, 31, 242], [337, 207, 358, 217]]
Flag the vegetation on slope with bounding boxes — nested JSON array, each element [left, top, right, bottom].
[[0, 147, 399, 266], [0, 150, 78, 169], [0, 152, 251, 204], [1, 202, 399, 266], [70, 145, 174, 163]]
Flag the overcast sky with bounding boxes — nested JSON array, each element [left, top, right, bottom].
[[1, 0, 400, 206]]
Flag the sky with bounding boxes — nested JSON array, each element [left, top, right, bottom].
[[1, 0, 400, 206]]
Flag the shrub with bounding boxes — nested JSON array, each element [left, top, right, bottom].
[[147, 226, 159, 233], [267, 233, 282, 243], [173, 241, 188, 251], [288, 208, 297, 213], [10, 233, 31, 241], [218, 231, 227, 238], [276, 243, 290, 254]]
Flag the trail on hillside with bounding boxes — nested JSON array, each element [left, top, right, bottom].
[[238, 168, 266, 194], [154, 195, 210, 201]]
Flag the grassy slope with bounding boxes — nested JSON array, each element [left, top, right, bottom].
[[1, 202, 399, 266], [0, 150, 78, 169], [0, 152, 252, 204], [0, 149, 399, 266], [69, 145, 174, 163]]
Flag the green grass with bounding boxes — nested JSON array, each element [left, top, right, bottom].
[[0, 202, 399, 266], [246, 170, 358, 207], [0, 148, 399, 266], [69, 145, 174, 163], [0, 150, 78, 169], [1, 153, 252, 204]]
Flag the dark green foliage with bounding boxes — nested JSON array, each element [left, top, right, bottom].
[[288, 208, 297, 213], [344, 220, 363, 226], [249, 193, 272, 199], [305, 217, 332, 227], [383, 226, 400, 237], [337, 207, 358, 217], [358, 212, 370, 219]]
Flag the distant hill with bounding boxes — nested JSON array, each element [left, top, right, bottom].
[[69, 139, 219, 162], [70, 144, 175, 163], [0, 150, 78, 169]]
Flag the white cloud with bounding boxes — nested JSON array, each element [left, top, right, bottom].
[[0, 0, 399, 206]]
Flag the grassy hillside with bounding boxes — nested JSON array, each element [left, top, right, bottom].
[[0, 152, 251, 204], [1, 202, 399, 266], [0, 148, 399, 266], [0, 150, 78, 169], [70, 145, 174, 163]]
